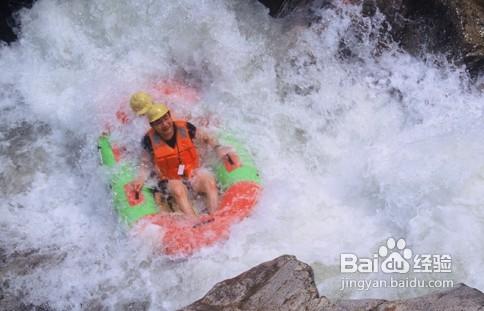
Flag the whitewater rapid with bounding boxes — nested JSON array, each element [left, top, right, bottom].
[[1, 0, 483, 310]]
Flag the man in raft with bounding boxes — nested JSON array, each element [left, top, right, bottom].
[[129, 91, 236, 218]]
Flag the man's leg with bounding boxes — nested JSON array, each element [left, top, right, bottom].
[[191, 169, 218, 214], [153, 192, 172, 214], [167, 180, 197, 217]]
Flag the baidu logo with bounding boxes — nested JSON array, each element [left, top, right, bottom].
[[340, 238, 452, 274], [379, 238, 412, 273]]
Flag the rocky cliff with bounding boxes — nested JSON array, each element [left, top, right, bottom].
[[182, 255, 484, 311]]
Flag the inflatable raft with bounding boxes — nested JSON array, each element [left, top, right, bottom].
[[98, 84, 261, 256]]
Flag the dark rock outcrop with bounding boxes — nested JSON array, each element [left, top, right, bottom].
[[0, 246, 65, 311], [258, 0, 313, 17], [182, 255, 484, 311], [329, 284, 484, 310], [0, 0, 36, 43], [258, 0, 484, 77], [362, 0, 484, 77], [181, 255, 329, 311]]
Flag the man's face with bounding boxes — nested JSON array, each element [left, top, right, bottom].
[[150, 112, 174, 139]]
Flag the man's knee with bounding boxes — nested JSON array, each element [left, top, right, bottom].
[[205, 175, 217, 191], [198, 172, 217, 192], [168, 181, 188, 199]]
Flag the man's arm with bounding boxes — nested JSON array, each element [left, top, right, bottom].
[[194, 127, 219, 149], [133, 150, 151, 192], [195, 128, 240, 165]]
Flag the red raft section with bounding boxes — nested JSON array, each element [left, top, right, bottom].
[[145, 182, 261, 256]]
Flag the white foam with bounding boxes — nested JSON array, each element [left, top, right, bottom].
[[1, 0, 483, 309]]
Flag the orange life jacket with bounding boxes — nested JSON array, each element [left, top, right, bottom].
[[147, 120, 200, 180]]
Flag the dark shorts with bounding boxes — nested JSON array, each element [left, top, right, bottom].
[[152, 179, 193, 200]]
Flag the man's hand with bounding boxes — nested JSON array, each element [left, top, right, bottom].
[[132, 177, 144, 194], [196, 128, 241, 166]]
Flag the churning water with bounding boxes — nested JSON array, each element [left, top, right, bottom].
[[1, 0, 483, 309]]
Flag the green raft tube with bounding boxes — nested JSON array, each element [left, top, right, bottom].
[[98, 132, 262, 255]]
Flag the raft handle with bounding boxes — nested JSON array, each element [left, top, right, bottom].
[[226, 154, 234, 165]]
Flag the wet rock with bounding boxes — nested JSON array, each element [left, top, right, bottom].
[[0, 120, 52, 197], [0, 298, 54, 311], [0, 246, 67, 277], [0, 246, 65, 311], [0, 279, 54, 311], [181, 255, 329, 310], [119, 300, 151, 311], [383, 283, 484, 310], [258, 0, 313, 17], [0, 0, 36, 43], [325, 283, 484, 310], [182, 255, 484, 311], [81, 299, 151, 311], [258, 0, 484, 76], [322, 298, 387, 310], [362, 0, 484, 77]]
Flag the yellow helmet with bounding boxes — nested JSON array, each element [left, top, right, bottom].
[[130, 91, 153, 115], [146, 103, 170, 122]]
